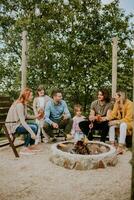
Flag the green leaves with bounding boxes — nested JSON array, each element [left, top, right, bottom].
[[0, 0, 133, 109]]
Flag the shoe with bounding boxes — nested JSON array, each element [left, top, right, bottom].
[[20, 149, 35, 155], [116, 144, 125, 155], [83, 136, 89, 144], [30, 149, 41, 152], [116, 148, 124, 155], [58, 143, 67, 148], [44, 138, 51, 143], [110, 141, 116, 148], [66, 134, 73, 140], [28, 145, 41, 152], [51, 137, 57, 142]]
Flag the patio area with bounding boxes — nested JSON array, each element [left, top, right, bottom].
[[0, 142, 131, 200]]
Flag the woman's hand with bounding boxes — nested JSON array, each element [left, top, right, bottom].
[[109, 120, 120, 126], [31, 133, 36, 140], [101, 116, 108, 121]]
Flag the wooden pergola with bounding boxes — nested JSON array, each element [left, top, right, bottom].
[[21, 35, 134, 199]]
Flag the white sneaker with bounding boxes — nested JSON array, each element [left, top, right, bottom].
[[43, 136, 51, 143]]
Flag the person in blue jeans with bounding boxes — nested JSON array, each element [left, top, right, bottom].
[[16, 123, 38, 147], [6, 88, 42, 155]]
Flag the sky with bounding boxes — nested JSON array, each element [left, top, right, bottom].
[[102, 0, 134, 15]]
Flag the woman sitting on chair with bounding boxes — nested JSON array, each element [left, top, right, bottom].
[[108, 91, 133, 154], [6, 88, 41, 155]]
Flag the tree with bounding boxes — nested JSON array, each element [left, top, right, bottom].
[[0, 0, 133, 111]]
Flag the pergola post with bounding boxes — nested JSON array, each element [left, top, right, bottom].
[[21, 30, 28, 91], [112, 37, 118, 97], [131, 45, 134, 200]]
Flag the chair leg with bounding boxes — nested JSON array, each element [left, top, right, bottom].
[[3, 125, 19, 158], [60, 129, 66, 141]]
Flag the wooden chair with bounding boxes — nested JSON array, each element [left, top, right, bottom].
[[0, 96, 19, 157]]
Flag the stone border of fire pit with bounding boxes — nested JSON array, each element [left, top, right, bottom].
[[50, 141, 118, 170]]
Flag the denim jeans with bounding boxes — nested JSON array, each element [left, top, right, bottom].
[[15, 123, 38, 147]]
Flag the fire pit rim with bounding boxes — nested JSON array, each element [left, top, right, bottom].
[[51, 141, 116, 159]]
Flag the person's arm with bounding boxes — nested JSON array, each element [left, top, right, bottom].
[[25, 105, 40, 120], [44, 96, 52, 108], [63, 101, 71, 119], [44, 102, 54, 125], [44, 102, 58, 128], [120, 102, 133, 123], [107, 103, 118, 121], [33, 97, 38, 116], [26, 101, 42, 120], [101, 109, 112, 121], [16, 103, 36, 139], [71, 118, 76, 136], [89, 101, 96, 121], [89, 109, 96, 121], [108, 103, 122, 126]]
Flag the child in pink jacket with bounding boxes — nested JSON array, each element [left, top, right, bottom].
[[71, 104, 86, 142]]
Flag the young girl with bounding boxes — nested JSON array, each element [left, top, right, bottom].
[[33, 85, 51, 143], [71, 104, 86, 142]]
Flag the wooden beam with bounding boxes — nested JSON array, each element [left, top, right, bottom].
[[21, 30, 28, 91], [112, 37, 118, 97], [131, 46, 134, 200]]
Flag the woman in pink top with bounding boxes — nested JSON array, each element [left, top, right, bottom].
[[71, 104, 85, 142]]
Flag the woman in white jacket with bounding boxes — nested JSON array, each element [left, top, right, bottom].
[[33, 85, 51, 143]]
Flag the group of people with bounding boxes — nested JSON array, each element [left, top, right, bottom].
[[6, 86, 133, 155]]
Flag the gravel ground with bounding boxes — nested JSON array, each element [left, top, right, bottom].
[[0, 142, 132, 200]]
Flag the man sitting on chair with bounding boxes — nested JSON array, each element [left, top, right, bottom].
[[79, 89, 112, 143], [43, 88, 72, 140]]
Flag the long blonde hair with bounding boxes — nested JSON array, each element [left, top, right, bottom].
[[116, 91, 127, 111], [116, 91, 127, 104]]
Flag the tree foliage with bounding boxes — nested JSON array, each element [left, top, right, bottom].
[[0, 0, 133, 112]]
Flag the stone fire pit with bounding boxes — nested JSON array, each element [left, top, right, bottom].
[[50, 141, 118, 170]]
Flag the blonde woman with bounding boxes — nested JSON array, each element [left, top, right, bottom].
[[108, 91, 133, 154]]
